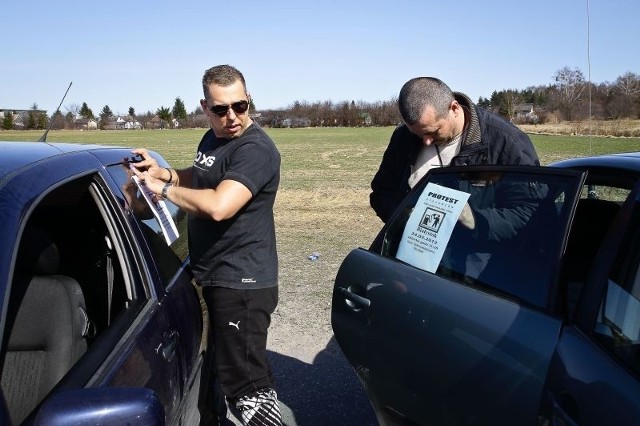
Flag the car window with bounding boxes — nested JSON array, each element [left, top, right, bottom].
[[580, 184, 631, 202], [105, 162, 189, 289], [593, 189, 640, 376], [379, 167, 583, 308], [561, 180, 633, 319], [2, 173, 147, 424]]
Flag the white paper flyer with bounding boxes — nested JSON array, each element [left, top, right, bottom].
[[396, 183, 470, 273], [131, 175, 179, 245]]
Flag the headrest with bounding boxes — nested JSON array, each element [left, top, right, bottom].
[[16, 226, 60, 276]]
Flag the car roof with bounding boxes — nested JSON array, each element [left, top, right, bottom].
[[0, 141, 128, 180], [550, 151, 640, 173]]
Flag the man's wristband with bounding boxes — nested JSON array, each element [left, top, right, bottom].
[[161, 183, 173, 200], [165, 167, 174, 183]]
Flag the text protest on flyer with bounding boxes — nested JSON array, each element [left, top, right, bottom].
[[131, 175, 179, 245], [396, 183, 470, 273]]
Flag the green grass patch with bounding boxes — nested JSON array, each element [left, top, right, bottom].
[[2, 127, 638, 190], [3, 127, 638, 166]]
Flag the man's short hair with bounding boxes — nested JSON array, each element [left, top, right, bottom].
[[398, 77, 455, 124], [202, 65, 247, 94]]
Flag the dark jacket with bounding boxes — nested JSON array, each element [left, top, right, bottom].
[[370, 93, 540, 223]]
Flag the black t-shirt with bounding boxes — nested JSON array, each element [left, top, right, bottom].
[[188, 124, 280, 289]]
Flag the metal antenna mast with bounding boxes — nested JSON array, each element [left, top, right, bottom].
[[38, 81, 73, 142], [587, 0, 592, 153]]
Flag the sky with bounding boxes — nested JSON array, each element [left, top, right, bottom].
[[2, 0, 639, 116]]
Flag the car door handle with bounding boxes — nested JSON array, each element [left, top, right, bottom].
[[161, 330, 179, 363], [338, 287, 371, 309]]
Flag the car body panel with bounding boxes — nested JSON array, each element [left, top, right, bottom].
[[334, 248, 564, 424], [542, 327, 640, 426], [0, 141, 202, 425], [33, 387, 165, 426]]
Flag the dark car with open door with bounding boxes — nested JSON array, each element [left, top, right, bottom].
[[332, 152, 640, 425]]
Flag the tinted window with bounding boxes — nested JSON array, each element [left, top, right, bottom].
[[106, 162, 189, 288], [380, 167, 582, 307], [593, 188, 640, 375], [561, 182, 631, 319]]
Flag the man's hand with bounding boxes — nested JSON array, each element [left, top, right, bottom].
[[459, 202, 476, 229], [131, 148, 167, 181], [129, 166, 165, 202]]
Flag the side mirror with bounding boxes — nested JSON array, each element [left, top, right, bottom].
[[33, 387, 165, 426]]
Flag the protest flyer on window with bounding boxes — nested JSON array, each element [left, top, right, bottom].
[[396, 183, 470, 273], [131, 175, 179, 245]]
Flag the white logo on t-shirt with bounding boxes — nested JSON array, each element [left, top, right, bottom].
[[195, 151, 216, 168]]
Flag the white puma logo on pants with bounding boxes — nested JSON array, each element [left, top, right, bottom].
[[229, 321, 240, 330]]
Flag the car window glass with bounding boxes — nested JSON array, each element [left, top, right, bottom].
[[380, 168, 582, 308], [593, 196, 640, 376], [580, 184, 631, 202], [106, 163, 189, 288], [561, 182, 632, 319]]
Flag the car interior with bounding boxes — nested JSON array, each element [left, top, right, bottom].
[[561, 196, 621, 317], [560, 177, 632, 319], [1, 175, 134, 425]]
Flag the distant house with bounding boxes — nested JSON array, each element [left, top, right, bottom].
[[115, 115, 142, 130], [514, 103, 538, 123], [281, 117, 311, 128], [115, 116, 127, 130], [146, 116, 165, 129], [74, 118, 98, 130], [102, 117, 117, 130], [0, 108, 48, 129]]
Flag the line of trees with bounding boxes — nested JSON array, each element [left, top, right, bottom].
[[1, 103, 48, 130], [5, 67, 639, 131], [259, 68, 639, 127], [42, 97, 195, 130], [478, 68, 640, 123]]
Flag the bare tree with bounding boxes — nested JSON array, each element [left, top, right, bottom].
[[501, 90, 524, 122], [65, 103, 81, 119], [552, 67, 586, 120], [615, 72, 640, 97], [613, 72, 640, 118]]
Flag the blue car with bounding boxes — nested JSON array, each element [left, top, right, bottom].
[[332, 152, 640, 425], [0, 141, 203, 425]]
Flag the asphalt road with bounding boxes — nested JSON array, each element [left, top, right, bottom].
[[224, 336, 378, 426]]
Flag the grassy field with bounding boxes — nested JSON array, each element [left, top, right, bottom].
[[2, 128, 639, 353]]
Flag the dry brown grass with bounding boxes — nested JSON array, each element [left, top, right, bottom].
[[519, 119, 640, 137]]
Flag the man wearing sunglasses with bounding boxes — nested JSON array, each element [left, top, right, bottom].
[[131, 64, 281, 426]]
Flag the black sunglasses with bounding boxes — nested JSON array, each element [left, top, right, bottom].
[[209, 100, 249, 118]]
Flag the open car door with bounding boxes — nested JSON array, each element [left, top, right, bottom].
[[332, 166, 586, 425]]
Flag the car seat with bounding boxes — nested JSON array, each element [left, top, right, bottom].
[[562, 197, 621, 318], [1, 226, 91, 424]]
